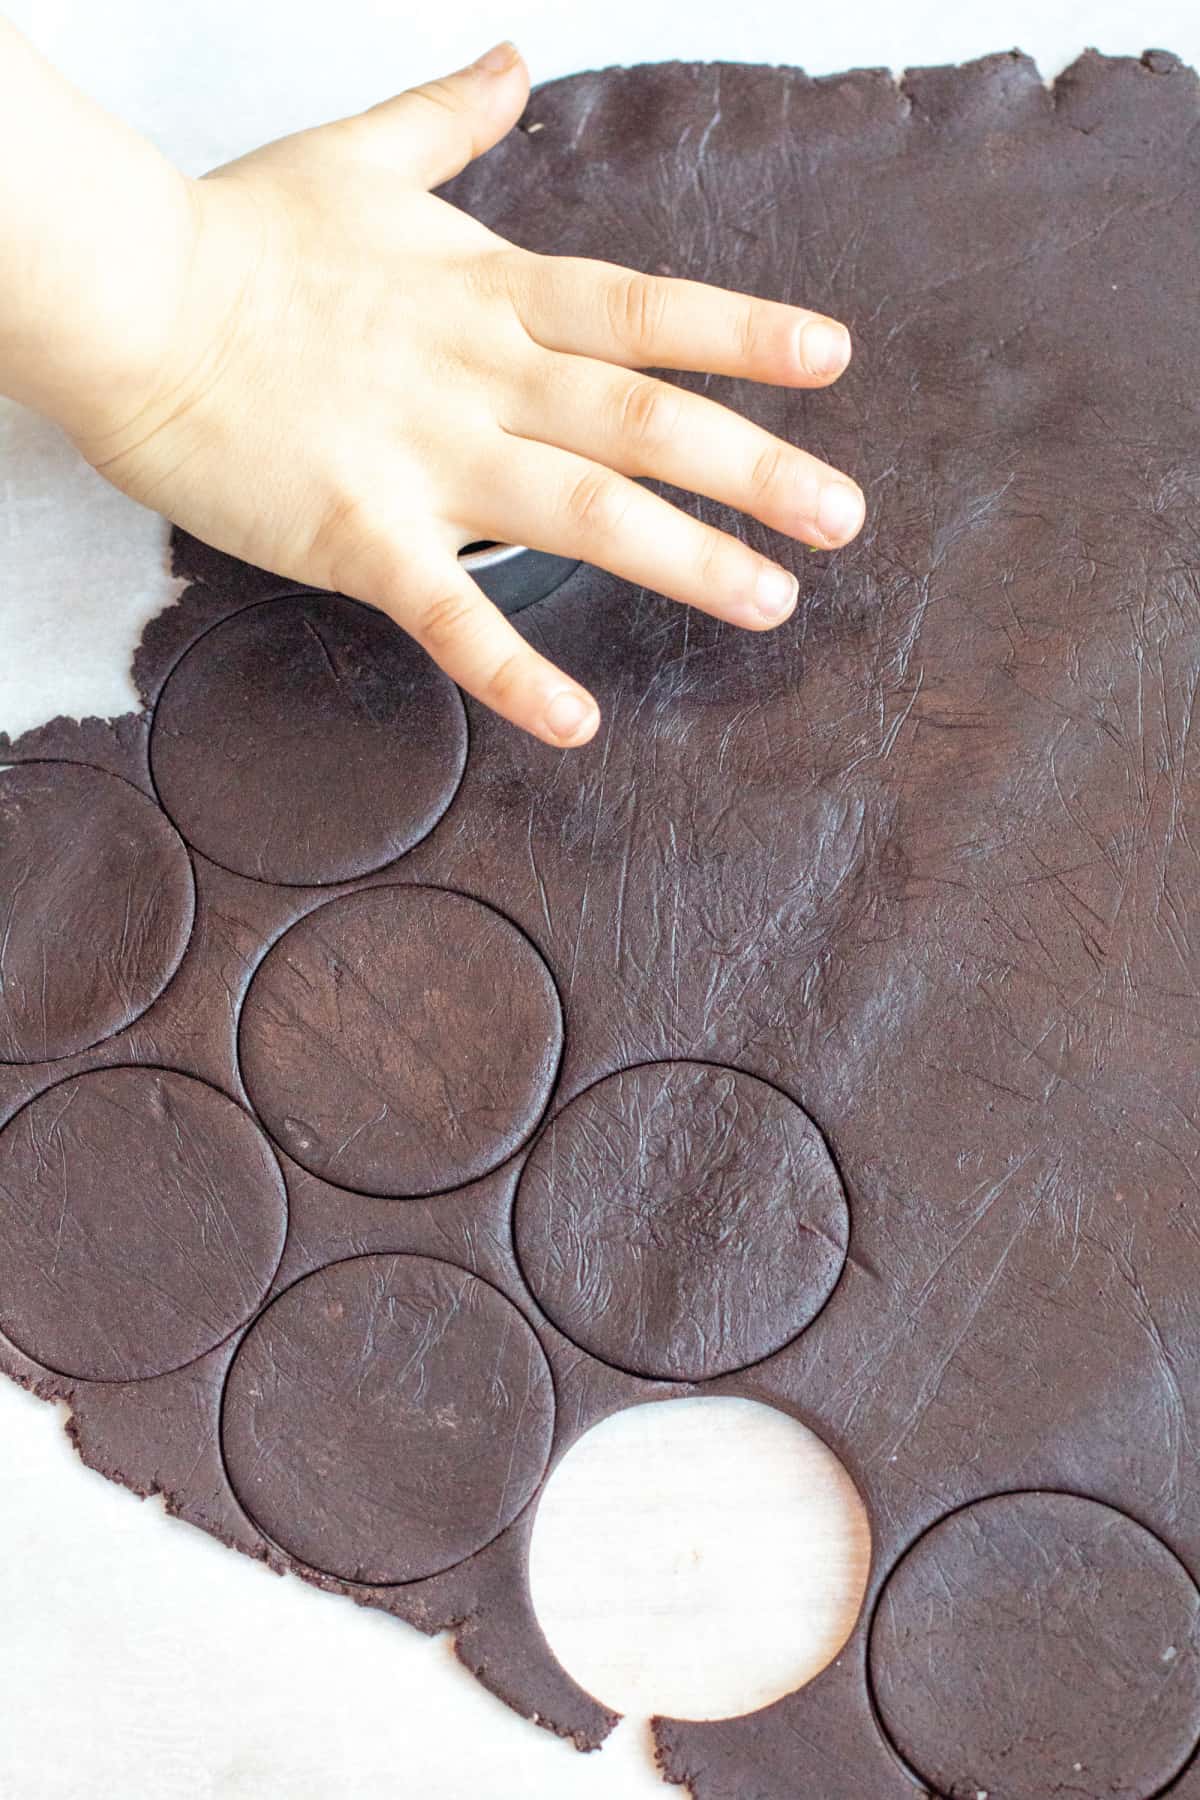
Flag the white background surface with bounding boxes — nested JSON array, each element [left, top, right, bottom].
[[4, 3, 1200, 1796]]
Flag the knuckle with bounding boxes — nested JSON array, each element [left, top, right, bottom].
[[307, 492, 377, 591], [748, 441, 789, 507], [735, 299, 761, 363], [407, 83, 475, 157], [416, 590, 480, 655], [616, 377, 682, 458], [411, 79, 466, 121], [462, 245, 521, 308], [481, 650, 527, 707], [694, 528, 733, 590], [563, 468, 631, 538], [608, 271, 669, 354]]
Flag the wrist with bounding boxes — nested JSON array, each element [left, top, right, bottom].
[[11, 159, 202, 450], [0, 16, 204, 450], [66, 169, 276, 492]]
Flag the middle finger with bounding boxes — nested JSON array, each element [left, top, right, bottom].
[[500, 350, 865, 550]]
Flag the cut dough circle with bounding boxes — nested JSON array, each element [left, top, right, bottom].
[[0, 1065, 286, 1381], [149, 593, 467, 886], [221, 1253, 556, 1584], [514, 1060, 848, 1381], [870, 1490, 1200, 1800], [238, 885, 563, 1196], [0, 761, 194, 1064]]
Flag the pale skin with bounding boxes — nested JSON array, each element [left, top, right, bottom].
[[1, 25, 865, 748]]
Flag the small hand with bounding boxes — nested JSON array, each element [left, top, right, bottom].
[[79, 41, 865, 748]]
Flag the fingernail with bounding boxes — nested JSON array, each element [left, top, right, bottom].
[[800, 319, 851, 378], [755, 564, 799, 621], [544, 690, 597, 743], [816, 481, 865, 545], [474, 39, 521, 73]]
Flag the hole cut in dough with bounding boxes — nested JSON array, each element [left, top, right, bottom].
[[529, 1396, 869, 1722]]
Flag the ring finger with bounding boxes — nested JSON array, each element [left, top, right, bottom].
[[475, 432, 807, 629]]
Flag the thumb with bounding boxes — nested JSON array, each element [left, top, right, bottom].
[[353, 42, 530, 189]]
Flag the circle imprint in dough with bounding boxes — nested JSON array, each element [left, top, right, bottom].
[[0, 1065, 287, 1381], [0, 761, 194, 1064], [238, 885, 563, 1196], [221, 1253, 556, 1584], [149, 592, 467, 885], [515, 1060, 848, 1381], [869, 1490, 1200, 1800]]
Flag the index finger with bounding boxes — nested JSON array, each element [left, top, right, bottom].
[[351, 535, 601, 749], [503, 252, 852, 387]]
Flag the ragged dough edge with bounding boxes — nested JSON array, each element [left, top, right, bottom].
[[513, 45, 1197, 121], [0, 1355, 621, 1756]]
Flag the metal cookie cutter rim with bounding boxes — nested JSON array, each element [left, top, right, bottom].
[[458, 541, 580, 616]]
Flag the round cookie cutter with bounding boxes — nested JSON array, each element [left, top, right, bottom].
[[458, 540, 579, 615]]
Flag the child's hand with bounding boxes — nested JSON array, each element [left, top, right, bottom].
[[6, 31, 864, 747]]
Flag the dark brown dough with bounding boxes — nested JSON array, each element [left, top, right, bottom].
[[514, 1060, 847, 1380], [221, 1253, 556, 1584], [149, 592, 467, 885], [0, 761, 193, 1063], [7, 47, 1200, 1800], [869, 1492, 1200, 1800], [237, 885, 562, 1195], [0, 1066, 286, 1381]]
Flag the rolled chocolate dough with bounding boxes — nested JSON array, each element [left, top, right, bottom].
[[0, 1065, 287, 1382], [4, 45, 1200, 1800], [149, 590, 467, 885], [0, 761, 193, 1062], [222, 1252, 556, 1584], [869, 1492, 1200, 1800], [238, 883, 563, 1195], [513, 1059, 848, 1381]]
